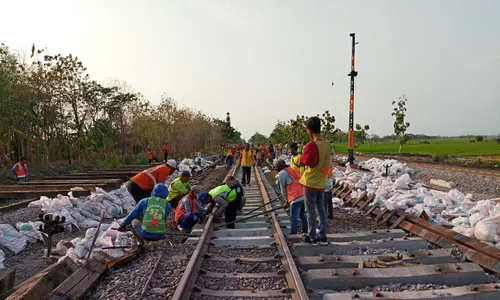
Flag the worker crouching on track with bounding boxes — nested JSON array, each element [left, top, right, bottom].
[[207, 176, 246, 229], [118, 184, 171, 252], [238, 143, 255, 187], [275, 159, 308, 235], [127, 160, 178, 203], [167, 170, 192, 209], [175, 186, 207, 232]]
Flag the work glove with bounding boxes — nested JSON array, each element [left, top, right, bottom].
[[193, 215, 198, 221]]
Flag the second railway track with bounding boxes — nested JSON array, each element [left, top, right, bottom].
[[170, 165, 500, 300]]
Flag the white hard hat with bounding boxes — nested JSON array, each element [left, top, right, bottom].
[[166, 159, 178, 169]]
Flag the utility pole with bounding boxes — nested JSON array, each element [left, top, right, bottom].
[[226, 112, 231, 142], [347, 33, 359, 164]]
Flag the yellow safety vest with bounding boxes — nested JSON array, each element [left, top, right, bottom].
[[299, 139, 330, 189], [240, 150, 254, 167], [290, 154, 305, 175]]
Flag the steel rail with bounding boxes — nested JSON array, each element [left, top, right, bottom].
[[171, 165, 238, 300], [254, 166, 309, 300]]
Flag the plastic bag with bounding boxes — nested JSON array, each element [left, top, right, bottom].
[[0, 224, 28, 254], [474, 215, 500, 242], [16, 221, 44, 243], [393, 174, 411, 190]]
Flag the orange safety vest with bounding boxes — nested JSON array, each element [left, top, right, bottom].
[[174, 194, 198, 223], [283, 167, 304, 203], [147, 150, 153, 160], [16, 162, 27, 178], [240, 149, 254, 167], [162, 145, 168, 153], [131, 165, 173, 191], [299, 139, 331, 189]]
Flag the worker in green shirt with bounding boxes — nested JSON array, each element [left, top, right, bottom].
[[167, 171, 192, 209]]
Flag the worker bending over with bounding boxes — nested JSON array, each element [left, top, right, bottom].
[[175, 186, 207, 232], [167, 170, 192, 209], [238, 143, 255, 186], [289, 142, 305, 174], [11, 157, 29, 183], [275, 160, 308, 235], [118, 184, 170, 252], [299, 116, 330, 245], [207, 176, 246, 228], [127, 160, 177, 203]]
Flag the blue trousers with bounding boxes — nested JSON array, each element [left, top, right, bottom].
[[289, 201, 308, 235], [304, 188, 328, 240], [225, 156, 234, 166], [178, 211, 203, 230], [18, 177, 28, 183]]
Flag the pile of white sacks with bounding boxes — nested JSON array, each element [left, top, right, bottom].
[[0, 158, 213, 266], [335, 158, 500, 248]]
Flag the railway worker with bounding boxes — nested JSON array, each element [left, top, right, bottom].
[[118, 183, 171, 251], [299, 116, 330, 246], [207, 177, 246, 229], [127, 160, 178, 203], [289, 142, 305, 175], [167, 170, 192, 209], [11, 156, 29, 183], [224, 145, 234, 166], [162, 143, 169, 162], [275, 159, 308, 235], [175, 186, 207, 232], [255, 146, 263, 167], [297, 141, 304, 154], [268, 141, 275, 161], [238, 143, 255, 186]]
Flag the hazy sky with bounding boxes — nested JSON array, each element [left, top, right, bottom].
[[2, 0, 499, 140]]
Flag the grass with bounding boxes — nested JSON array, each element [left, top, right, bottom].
[[335, 139, 500, 158]]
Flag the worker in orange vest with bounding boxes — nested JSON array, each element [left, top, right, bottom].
[[11, 157, 29, 183], [275, 159, 307, 235], [175, 186, 207, 232], [126, 160, 178, 203], [162, 143, 169, 162]]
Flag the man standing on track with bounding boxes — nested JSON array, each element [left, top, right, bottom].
[[289, 142, 304, 175], [268, 141, 275, 162], [299, 116, 330, 245], [238, 143, 255, 186], [118, 184, 170, 252], [11, 156, 29, 183], [162, 143, 169, 162], [275, 159, 308, 235], [167, 170, 192, 209], [126, 160, 177, 203]]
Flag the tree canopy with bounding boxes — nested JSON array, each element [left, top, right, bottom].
[[0, 43, 239, 166]]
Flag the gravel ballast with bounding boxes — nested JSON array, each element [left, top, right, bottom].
[[89, 242, 194, 300], [206, 246, 279, 258], [408, 167, 499, 200]]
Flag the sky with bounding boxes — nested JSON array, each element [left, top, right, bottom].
[[1, 0, 499, 140]]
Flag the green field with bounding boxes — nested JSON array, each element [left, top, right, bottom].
[[334, 139, 500, 158]]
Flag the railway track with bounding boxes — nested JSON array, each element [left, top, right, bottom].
[[171, 165, 500, 300], [171, 166, 307, 300]]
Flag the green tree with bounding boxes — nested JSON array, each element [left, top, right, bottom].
[[391, 95, 411, 152], [475, 135, 484, 142], [355, 123, 370, 143], [249, 132, 268, 145]]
